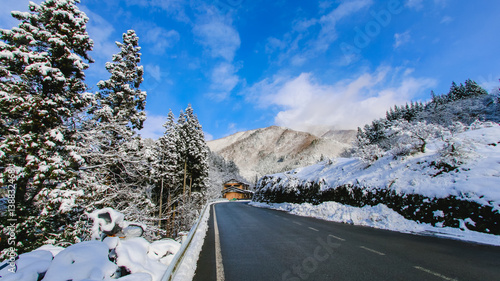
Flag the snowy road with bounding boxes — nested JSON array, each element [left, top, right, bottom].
[[193, 202, 500, 281]]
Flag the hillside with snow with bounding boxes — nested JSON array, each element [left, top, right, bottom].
[[254, 122, 500, 235], [207, 126, 356, 181]]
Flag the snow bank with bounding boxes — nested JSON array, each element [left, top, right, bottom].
[[0, 208, 181, 281], [0, 250, 54, 281], [43, 241, 118, 281], [250, 201, 500, 246]]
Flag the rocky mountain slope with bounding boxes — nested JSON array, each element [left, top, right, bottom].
[[207, 126, 356, 181]]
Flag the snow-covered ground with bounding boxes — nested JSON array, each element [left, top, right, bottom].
[[249, 201, 500, 246], [0, 200, 225, 281], [252, 123, 500, 245], [0, 209, 181, 281], [258, 124, 500, 211]]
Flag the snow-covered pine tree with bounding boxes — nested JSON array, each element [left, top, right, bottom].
[[172, 105, 210, 233], [182, 105, 209, 194], [464, 79, 488, 98], [90, 29, 147, 189], [153, 110, 182, 236], [0, 0, 94, 254], [95, 30, 146, 130], [78, 30, 155, 238]]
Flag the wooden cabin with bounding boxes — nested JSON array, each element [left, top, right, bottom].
[[222, 179, 253, 200]]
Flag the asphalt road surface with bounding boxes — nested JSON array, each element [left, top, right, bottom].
[[193, 202, 500, 281]]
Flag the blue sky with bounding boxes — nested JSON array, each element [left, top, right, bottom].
[[2, 0, 500, 140]]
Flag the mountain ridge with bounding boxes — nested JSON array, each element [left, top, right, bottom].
[[207, 126, 356, 181]]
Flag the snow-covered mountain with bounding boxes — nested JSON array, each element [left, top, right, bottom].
[[207, 126, 356, 181]]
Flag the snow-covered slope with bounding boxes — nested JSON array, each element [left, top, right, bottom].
[[259, 125, 500, 204], [207, 126, 356, 181], [254, 123, 500, 235]]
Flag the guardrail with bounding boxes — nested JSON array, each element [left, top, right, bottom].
[[161, 198, 228, 281]]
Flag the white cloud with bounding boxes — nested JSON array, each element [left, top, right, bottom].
[[394, 30, 411, 48], [440, 16, 453, 24], [208, 62, 240, 101], [405, 0, 424, 10], [314, 0, 374, 53], [84, 9, 117, 61], [193, 19, 241, 62], [191, 4, 242, 101], [406, 0, 448, 11], [266, 0, 373, 66], [477, 74, 500, 93], [139, 112, 168, 139], [143, 27, 180, 54], [124, 0, 190, 22], [145, 64, 162, 82], [244, 67, 436, 135], [204, 132, 214, 141]]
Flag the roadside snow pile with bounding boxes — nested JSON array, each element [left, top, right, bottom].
[[0, 208, 181, 281], [254, 123, 500, 235], [253, 201, 424, 232], [171, 200, 214, 281], [250, 201, 500, 246]]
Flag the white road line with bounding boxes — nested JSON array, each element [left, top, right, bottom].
[[359, 246, 385, 256], [293, 221, 302, 226], [213, 207, 225, 281], [308, 227, 319, 232], [414, 266, 458, 281], [328, 234, 346, 242]]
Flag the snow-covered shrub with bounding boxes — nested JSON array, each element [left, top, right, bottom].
[[353, 129, 386, 165], [469, 120, 497, 130], [387, 120, 445, 156], [447, 121, 467, 135], [353, 144, 386, 165], [437, 137, 476, 168]]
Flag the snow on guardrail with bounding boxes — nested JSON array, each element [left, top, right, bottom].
[[161, 198, 228, 281]]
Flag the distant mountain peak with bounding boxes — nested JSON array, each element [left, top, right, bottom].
[[207, 126, 356, 181]]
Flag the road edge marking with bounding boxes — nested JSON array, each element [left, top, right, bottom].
[[414, 266, 458, 281], [213, 206, 225, 281]]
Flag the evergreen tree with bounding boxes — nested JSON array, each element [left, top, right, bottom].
[[181, 105, 209, 194], [0, 0, 94, 253], [94, 30, 146, 131], [78, 30, 155, 238], [154, 110, 181, 236], [448, 81, 462, 101], [163, 105, 210, 234], [464, 79, 488, 97]]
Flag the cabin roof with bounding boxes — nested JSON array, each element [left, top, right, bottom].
[[222, 186, 254, 195], [223, 178, 250, 186]]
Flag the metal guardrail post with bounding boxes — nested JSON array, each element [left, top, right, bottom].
[[161, 198, 227, 281]]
